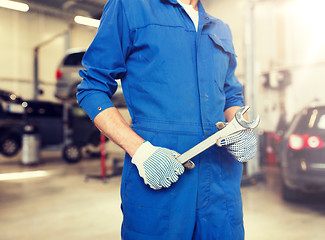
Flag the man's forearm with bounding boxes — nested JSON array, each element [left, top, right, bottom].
[[93, 107, 144, 157], [224, 106, 241, 122]]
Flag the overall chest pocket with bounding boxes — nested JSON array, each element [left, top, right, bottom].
[[208, 34, 236, 92]]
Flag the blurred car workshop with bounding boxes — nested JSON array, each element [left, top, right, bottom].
[[1, 0, 325, 239]]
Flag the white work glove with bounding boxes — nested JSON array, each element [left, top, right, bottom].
[[216, 122, 257, 162], [131, 141, 185, 190]]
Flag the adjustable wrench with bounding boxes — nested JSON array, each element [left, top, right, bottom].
[[176, 106, 260, 168]]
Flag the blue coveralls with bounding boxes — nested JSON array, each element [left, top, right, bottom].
[[77, 0, 245, 239]]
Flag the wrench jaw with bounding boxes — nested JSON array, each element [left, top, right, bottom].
[[235, 106, 260, 129]]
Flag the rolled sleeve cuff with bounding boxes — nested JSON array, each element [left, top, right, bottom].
[[78, 91, 114, 121], [224, 98, 244, 112]]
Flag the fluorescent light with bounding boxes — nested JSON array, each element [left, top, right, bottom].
[[74, 16, 100, 28], [0, 170, 50, 181], [0, 0, 29, 12]]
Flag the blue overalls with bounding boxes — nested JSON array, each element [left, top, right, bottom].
[[77, 0, 245, 239]]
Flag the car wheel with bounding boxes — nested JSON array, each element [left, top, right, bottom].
[[281, 180, 303, 202], [63, 144, 82, 163], [0, 136, 21, 157]]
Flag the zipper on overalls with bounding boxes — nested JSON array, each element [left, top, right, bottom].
[[196, 13, 207, 137]]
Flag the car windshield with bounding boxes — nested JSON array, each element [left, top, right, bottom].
[[316, 113, 325, 130], [292, 107, 325, 134], [63, 52, 85, 66]]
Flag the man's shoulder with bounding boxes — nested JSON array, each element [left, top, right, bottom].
[[206, 13, 229, 29], [204, 13, 233, 40]]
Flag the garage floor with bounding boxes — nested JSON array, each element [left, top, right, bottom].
[[1, 150, 325, 240]]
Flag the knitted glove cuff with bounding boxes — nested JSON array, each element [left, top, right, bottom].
[[131, 141, 157, 180]]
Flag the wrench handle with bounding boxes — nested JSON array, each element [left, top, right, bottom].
[[176, 119, 245, 165], [176, 134, 218, 164]]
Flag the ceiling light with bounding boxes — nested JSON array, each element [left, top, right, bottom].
[[74, 16, 100, 28], [0, 0, 29, 12]]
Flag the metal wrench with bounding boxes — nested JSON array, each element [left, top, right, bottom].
[[176, 106, 260, 168]]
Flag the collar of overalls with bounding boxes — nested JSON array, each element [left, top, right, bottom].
[[161, 0, 215, 26]]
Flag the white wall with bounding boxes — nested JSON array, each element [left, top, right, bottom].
[[0, 8, 96, 101], [279, 0, 325, 119]]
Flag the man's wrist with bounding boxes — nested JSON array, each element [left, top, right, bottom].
[[131, 141, 156, 165], [127, 138, 146, 158]]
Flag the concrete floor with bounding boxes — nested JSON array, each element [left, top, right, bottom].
[[1, 150, 325, 240]]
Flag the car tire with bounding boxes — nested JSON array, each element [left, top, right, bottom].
[[281, 180, 303, 202], [63, 144, 82, 163], [0, 136, 21, 157]]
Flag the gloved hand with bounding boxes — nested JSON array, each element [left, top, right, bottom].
[[216, 122, 257, 162], [131, 141, 185, 190]]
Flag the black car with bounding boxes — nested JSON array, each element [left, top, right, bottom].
[[0, 93, 102, 163], [24, 101, 104, 163], [25, 100, 64, 147], [280, 104, 325, 200], [0, 90, 26, 156]]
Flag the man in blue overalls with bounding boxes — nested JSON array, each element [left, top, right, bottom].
[[77, 0, 257, 239]]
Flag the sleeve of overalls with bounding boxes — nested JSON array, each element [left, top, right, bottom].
[[223, 25, 244, 111], [76, 0, 131, 120]]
